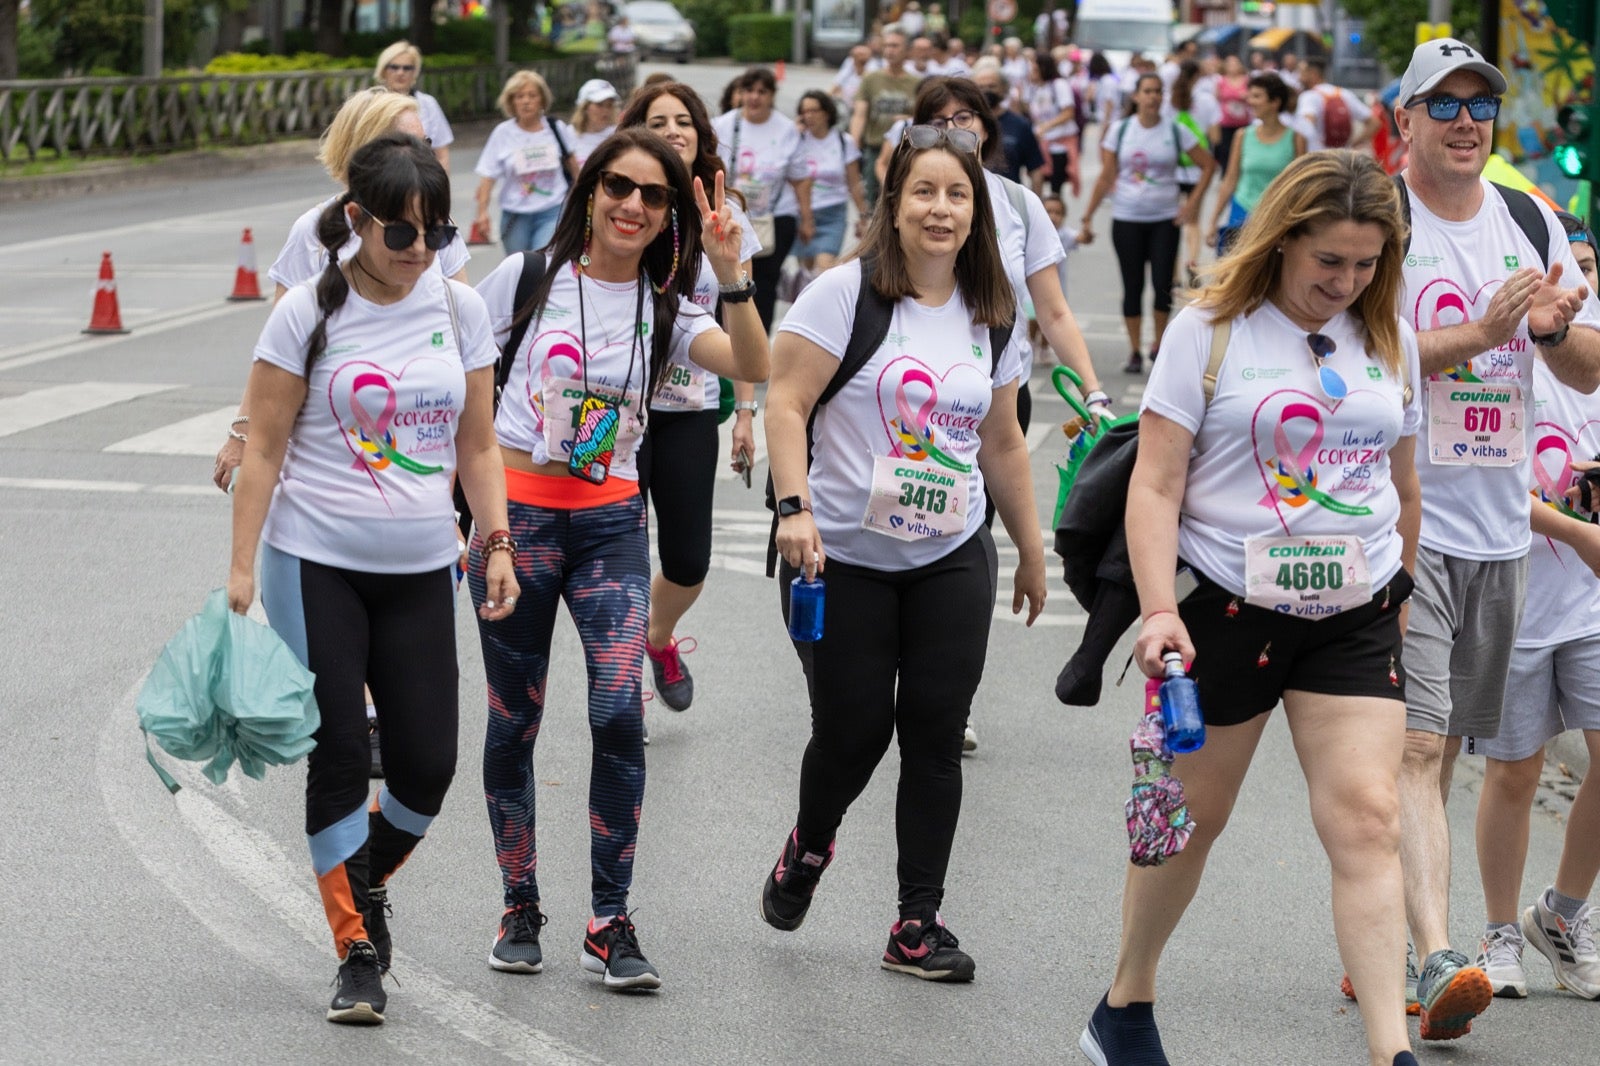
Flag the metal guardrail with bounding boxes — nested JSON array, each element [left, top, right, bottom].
[[0, 54, 635, 164]]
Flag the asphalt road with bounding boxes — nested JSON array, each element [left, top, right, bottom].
[[0, 59, 1586, 1066]]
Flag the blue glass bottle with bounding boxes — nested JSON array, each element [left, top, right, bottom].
[[788, 574, 825, 642], [1158, 651, 1206, 753]]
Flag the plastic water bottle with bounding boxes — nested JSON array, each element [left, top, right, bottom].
[[1158, 651, 1206, 753], [788, 574, 825, 642]]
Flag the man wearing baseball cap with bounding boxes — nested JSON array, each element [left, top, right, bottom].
[[1385, 36, 1600, 1043]]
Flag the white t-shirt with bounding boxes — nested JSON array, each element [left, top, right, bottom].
[[1094, 73, 1122, 125], [607, 24, 636, 53], [1141, 301, 1422, 596], [267, 196, 471, 290], [1295, 85, 1366, 152], [988, 170, 1065, 366], [1519, 358, 1600, 646], [1028, 78, 1078, 150], [1403, 178, 1600, 560], [1002, 57, 1032, 94], [793, 128, 861, 211], [473, 118, 576, 215], [476, 255, 719, 476], [778, 259, 1025, 571], [669, 197, 763, 412], [1165, 96, 1220, 185], [571, 125, 615, 169], [713, 111, 805, 218], [832, 57, 883, 106], [255, 273, 496, 573], [413, 90, 455, 149], [1102, 116, 1200, 222]]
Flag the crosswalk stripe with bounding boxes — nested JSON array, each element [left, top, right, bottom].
[[105, 405, 238, 456], [0, 381, 176, 439]]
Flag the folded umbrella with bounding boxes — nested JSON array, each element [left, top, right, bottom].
[[1125, 677, 1195, 867]]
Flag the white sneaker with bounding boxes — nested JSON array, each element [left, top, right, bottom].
[[962, 724, 977, 753], [1523, 895, 1600, 1000], [1476, 926, 1528, 998]]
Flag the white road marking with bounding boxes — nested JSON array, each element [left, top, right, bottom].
[[1025, 420, 1056, 453], [0, 381, 176, 439], [0, 196, 313, 256], [0, 475, 212, 496], [106, 405, 239, 456], [0, 301, 260, 372]]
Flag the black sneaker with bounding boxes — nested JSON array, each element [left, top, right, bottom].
[[366, 884, 392, 972], [645, 637, 696, 711], [580, 913, 662, 990], [488, 901, 547, 973], [1123, 352, 1143, 375], [880, 915, 975, 982], [760, 829, 834, 931], [327, 939, 386, 1025], [368, 720, 384, 779], [1079, 992, 1169, 1065]]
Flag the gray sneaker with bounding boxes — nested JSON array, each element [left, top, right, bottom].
[[489, 902, 547, 973], [1475, 926, 1527, 998], [1339, 942, 1420, 1015], [1522, 895, 1600, 1000], [1416, 948, 1492, 1041]]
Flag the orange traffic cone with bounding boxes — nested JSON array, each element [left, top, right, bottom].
[[83, 251, 130, 334], [468, 218, 493, 245], [228, 227, 266, 301], [775, 59, 786, 82]]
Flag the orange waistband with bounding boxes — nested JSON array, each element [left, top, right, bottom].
[[504, 466, 639, 510]]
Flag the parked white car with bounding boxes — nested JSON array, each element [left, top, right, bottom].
[[625, 1, 696, 63]]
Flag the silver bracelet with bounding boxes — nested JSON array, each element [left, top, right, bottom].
[[227, 428, 248, 443], [230, 415, 250, 427], [734, 400, 759, 413]]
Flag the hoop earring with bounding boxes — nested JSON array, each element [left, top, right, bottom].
[[652, 206, 681, 295], [579, 194, 594, 269]]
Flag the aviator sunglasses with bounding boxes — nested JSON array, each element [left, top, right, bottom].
[[599, 170, 674, 210], [1413, 94, 1501, 122], [356, 206, 456, 251], [1307, 332, 1348, 402], [901, 124, 980, 154]]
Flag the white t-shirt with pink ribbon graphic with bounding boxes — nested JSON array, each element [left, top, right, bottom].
[[255, 272, 497, 573], [477, 255, 719, 478], [668, 197, 764, 413], [712, 110, 805, 218], [779, 259, 1026, 571], [792, 128, 861, 212], [1403, 179, 1600, 561], [474, 118, 576, 216], [1519, 357, 1600, 647], [1141, 301, 1422, 599]]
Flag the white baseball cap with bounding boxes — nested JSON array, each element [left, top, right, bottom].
[[1398, 38, 1507, 106], [576, 79, 620, 106]]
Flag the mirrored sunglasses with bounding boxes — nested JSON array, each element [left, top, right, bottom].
[[902, 124, 979, 154], [1417, 94, 1500, 122], [1307, 332, 1347, 402], [599, 170, 674, 210], [357, 206, 456, 251]]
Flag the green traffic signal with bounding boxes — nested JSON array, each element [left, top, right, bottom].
[[1556, 104, 1592, 179]]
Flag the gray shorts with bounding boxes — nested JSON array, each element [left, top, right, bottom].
[[1473, 636, 1600, 761], [1402, 546, 1528, 738]]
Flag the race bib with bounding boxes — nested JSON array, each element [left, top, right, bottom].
[[1244, 535, 1372, 618], [1427, 380, 1525, 467], [513, 140, 560, 176], [736, 177, 772, 217], [861, 455, 967, 541], [540, 375, 641, 461], [652, 361, 709, 411]]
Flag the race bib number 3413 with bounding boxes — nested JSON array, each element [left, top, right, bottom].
[[861, 455, 967, 541]]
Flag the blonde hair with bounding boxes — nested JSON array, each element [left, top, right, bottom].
[[498, 70, 552, 118], [373, 40, 422, 82], [317, 88, 421, 186], [1193, 150, 1407, 373]]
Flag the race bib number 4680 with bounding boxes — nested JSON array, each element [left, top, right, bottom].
[[1244, 535, 1372, 618]]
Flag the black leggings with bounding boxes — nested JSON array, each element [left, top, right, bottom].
[[752, 214, 799, 331], [778, 528, 996, 917], [1048, 149, 1069, 195], [1112, 217, 1180, 320], [637, 407, 720, 586]]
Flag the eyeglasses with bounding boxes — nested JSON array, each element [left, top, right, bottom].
[[357, 206, 457, 251], [1307, 333, 1348, 402], [385, 63, 416, 73], [901, 124, 980, 154], [1413, 94, 1500, 122], [598, 170, 674, 210], [929, 109, 979, 130]]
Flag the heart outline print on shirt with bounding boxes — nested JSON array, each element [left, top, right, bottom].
[[875, 356, 988, 472], [330, 359, 453, 508], [1252, 391, 1380, 531]]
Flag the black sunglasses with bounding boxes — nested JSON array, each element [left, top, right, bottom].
[[385, 63, 416, 73], [357, 206, 456, 251], [1414, 94, 1500, 122], [901, 124, 980, 154], [1307, 333, 1348, 402], [598, 170, 674, 210]]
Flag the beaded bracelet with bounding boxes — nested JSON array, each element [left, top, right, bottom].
[[483, 530, 517, 561]]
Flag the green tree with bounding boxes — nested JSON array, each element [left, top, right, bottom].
[[26, 0, 211, 74], [1338, 0, 1482, 76], [1, 0, 18, 78]]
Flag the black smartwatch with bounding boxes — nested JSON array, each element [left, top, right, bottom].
[[1530, 323, 1571, 348], [776, 495, 812, 518], [719, 277, 757, 304]]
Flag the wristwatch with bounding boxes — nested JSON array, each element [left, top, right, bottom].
[[734, 400, 759, 413], [1530, 323, 1571, 348], [719, 276, 757, 303], [776, 495, 812, 518]]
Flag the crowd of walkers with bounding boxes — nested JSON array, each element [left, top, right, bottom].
[[204, 23, 1600, 1066]]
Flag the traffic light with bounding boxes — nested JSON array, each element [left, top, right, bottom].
[[1555, 103, 1592, 179]]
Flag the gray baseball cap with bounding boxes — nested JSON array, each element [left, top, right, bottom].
[[1398, 38, 1508, 106]]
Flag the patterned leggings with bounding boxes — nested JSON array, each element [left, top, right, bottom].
[[470, 493, 649, 917]]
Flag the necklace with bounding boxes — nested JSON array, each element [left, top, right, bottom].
[[575, 267, 647, 408]]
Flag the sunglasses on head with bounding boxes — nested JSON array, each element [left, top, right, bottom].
[[357, 206, 456, 251], [901, 124, 980, 154], [385, 63, 416, 73], [1413, 94, 1500, 122], [598, 170, 674, 210], [1307, 333, 1348, 402]]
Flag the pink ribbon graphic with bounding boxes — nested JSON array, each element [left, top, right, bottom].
[[531, 333, 584, 426], [1258, 401, 1373, 517], [1533, 431, 1581, 520], [893, 369, 971, 473], [348, 372, 398, 470]]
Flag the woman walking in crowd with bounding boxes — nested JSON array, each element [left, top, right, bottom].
[[1024, 52, 1078, 198], [1080, 151, 1423, 1066], [791, 90, 868, 281], [1207, 72, 1303, 257], [1167, 59, 1219, 288], [469, 129, 768, 989], [227, 133, 516, 1024], [1087, 52, 1120, 131], [374, 41, 454, 167], [1213, 53, 1253, 174], [617, 81, 768, 710], [569, 78, 621, 170], [1080, 72, 1215, 375], [713, 67, 813, 330], [759, 120, 1046, 980], [474, 70, 578, 256]]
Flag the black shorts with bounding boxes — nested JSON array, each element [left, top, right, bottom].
[[1177, 564, 1414, 726]]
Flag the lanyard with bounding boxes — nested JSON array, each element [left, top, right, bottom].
[[575, 266, 646, 408]]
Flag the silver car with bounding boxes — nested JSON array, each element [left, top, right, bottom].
[[625, 1, 696, 63]]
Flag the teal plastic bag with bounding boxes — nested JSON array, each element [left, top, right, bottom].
[[136, 589, 320, 793]]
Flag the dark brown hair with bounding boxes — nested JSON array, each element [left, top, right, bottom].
[[911, 77, 1003, 171]]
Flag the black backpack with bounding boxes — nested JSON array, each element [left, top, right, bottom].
[[763, 258, 1013, 576]]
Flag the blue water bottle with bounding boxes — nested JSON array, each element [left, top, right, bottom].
[[1158, 651, 1206, 753], [788, 574, 825, 642]]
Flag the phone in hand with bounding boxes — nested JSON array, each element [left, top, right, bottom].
[[733, 447, 753, 489]]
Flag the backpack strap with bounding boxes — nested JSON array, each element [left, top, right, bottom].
[[996, 174, 1032, 243], [1113, 116, 1132, 166], [548, 120, 575, 178], [495, 251, 548, 408], [1202, 318, 1231, 405], [1395, 174, 1550, 271]]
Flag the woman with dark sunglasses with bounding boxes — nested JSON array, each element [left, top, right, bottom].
[[1079, 151, 1424, 1066], [374, 40, 454, 167], [469, 128, 769, 991], [227, 133, 517, 1024], [760, 121, 1046, 981]]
